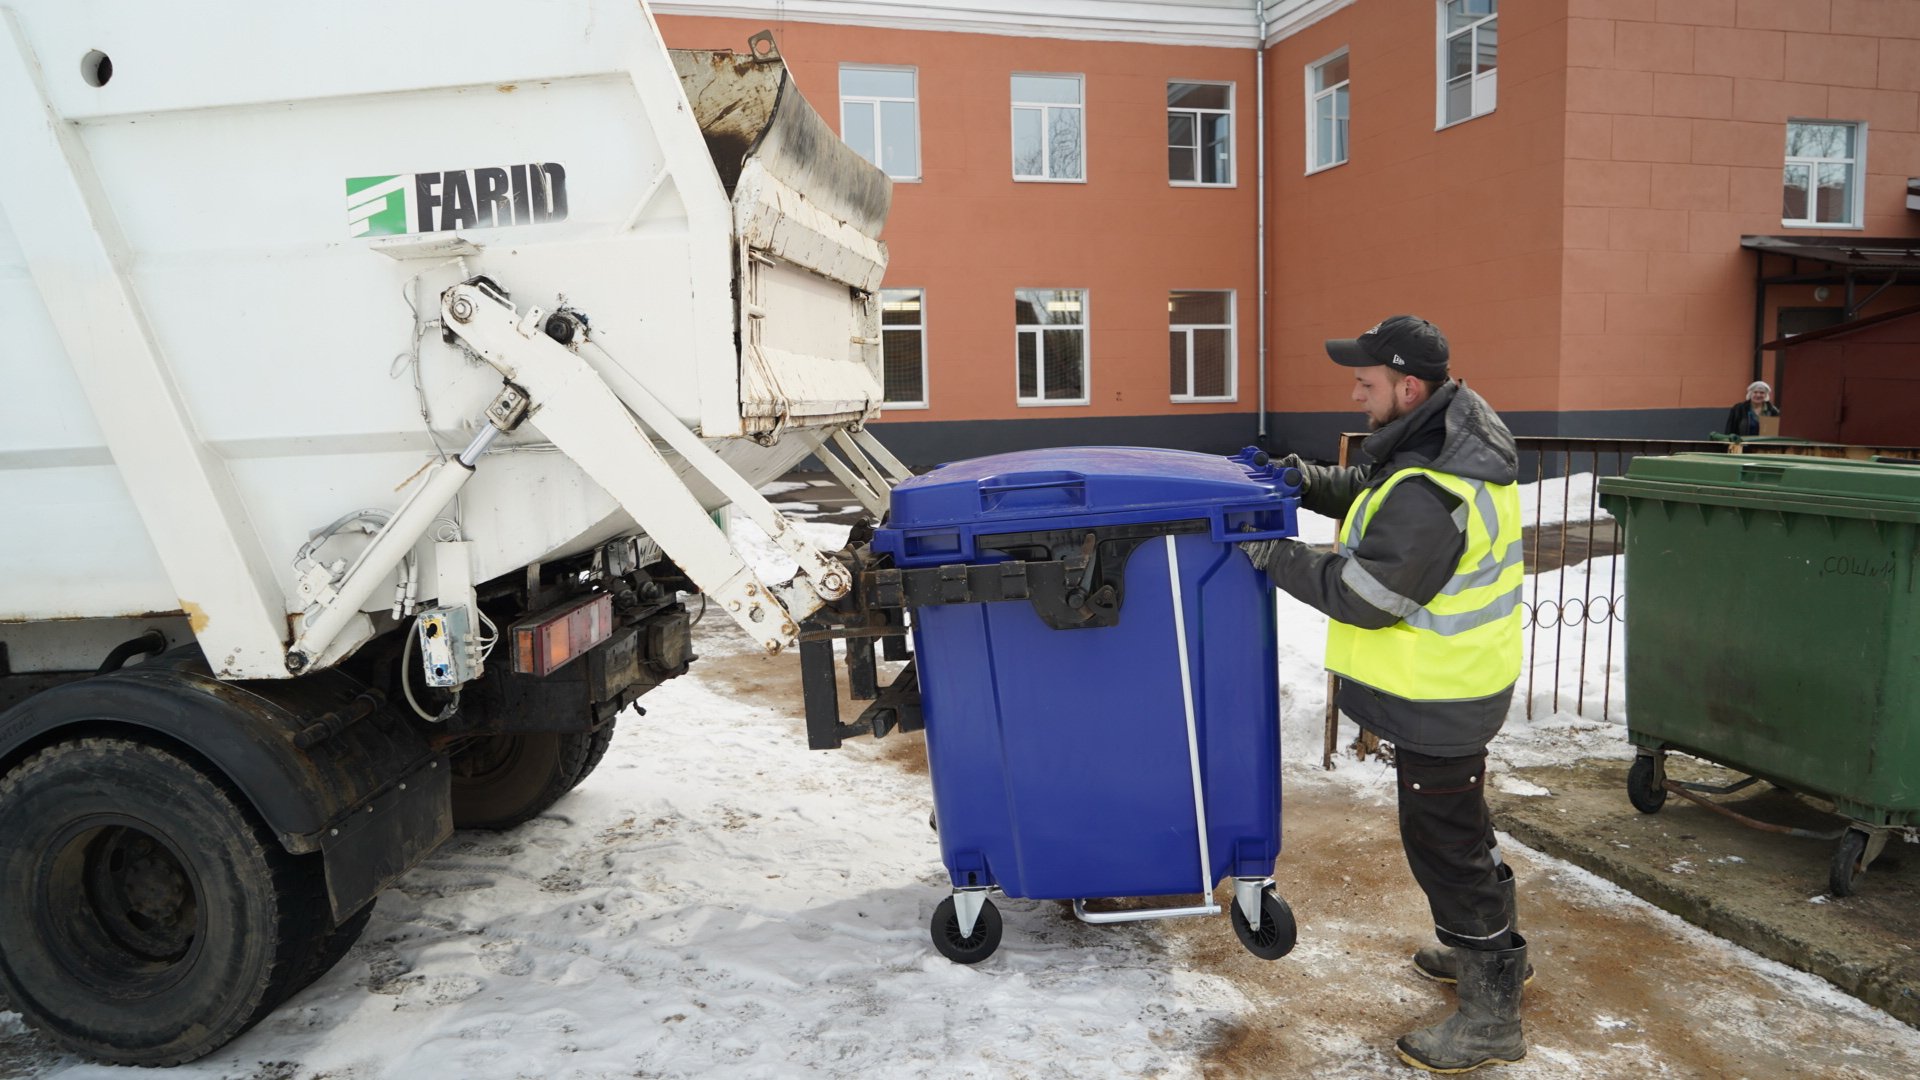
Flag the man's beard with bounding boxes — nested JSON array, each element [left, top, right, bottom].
[[1367, 398, 1407, 432]]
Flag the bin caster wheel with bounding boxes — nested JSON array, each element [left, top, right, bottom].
[[1230, 886, 1296, 961], [931, 896, 1001, 964], [1627, 754, 1666, 814], [1830, 828, 1870, 897]]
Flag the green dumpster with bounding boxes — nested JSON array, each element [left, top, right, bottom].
[[1597, 454, 1920, 896]]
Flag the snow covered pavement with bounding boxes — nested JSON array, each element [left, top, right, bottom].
[[9, 516, 1920, 1078]]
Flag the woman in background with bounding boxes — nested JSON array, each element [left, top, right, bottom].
[[1723, 381, 1780, 437]]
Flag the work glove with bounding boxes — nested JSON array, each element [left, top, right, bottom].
[[1238, 537, 1296, 573], [1274, 453, 1311, 495]]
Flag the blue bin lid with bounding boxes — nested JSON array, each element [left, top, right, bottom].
[[874, 446, 1300, 564]]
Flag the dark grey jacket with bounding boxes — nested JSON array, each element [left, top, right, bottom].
[[1261, 382, 1520, 757]]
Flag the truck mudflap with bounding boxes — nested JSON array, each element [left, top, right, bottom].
[[672, 38, 893, 434], [0, 651, 451, 921]]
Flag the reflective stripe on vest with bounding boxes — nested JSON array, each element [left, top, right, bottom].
[[1324, 467, 1524, 702]]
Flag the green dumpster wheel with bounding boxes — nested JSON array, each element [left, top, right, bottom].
[[1230, 885, 1297, 961], [1830, 828, 1870, 898], [1627, 754, 1667, 815], [931, 896, 1001, 964]]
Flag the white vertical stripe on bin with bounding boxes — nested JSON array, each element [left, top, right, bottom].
[[1164, 534, 1216, 905]]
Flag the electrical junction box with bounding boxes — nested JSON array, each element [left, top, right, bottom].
[[416, 606, 478, 688]]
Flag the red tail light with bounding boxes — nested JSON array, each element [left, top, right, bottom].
[[511, 593, 614, 676]]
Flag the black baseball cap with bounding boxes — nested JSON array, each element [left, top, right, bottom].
[[1325, 315, 1449, 380]]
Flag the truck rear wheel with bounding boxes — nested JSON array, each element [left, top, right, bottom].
[[447, 721, 614, 831], [284, 900, 376, 1001], [0, 738, 328, 1066]]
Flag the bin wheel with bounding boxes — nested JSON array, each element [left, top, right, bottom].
[[931, 896, 1001, 964], [1830, 828, 1870, 897], [1230, 886, 1297, 961], [1627, 754, 1667, 814]]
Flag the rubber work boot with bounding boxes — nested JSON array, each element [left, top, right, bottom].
[[1412, 865, 1534, 986], [1396, 933, 1528, 1073]]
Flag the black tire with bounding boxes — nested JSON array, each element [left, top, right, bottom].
[[449, 730, 599, 830], [0, 738, 326, 1066], [284, 900, 376, 1001], [1627, 754, 1667, 814], [1830, 828, 1869, 897], [1230, 886, 1297, 961], [567, 719, 618, 793], [930, 896, 1002, 964]]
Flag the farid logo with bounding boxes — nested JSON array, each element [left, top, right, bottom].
[[345, 164, 568, 238]]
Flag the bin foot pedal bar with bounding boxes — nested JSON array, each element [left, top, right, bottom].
[[1662, 779, 1849, 841], [1072, 897, 1221, 925], [1672, 774, 1762, 797]]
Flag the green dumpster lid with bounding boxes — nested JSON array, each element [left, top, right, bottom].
[[1598, 453, 1920, 522]]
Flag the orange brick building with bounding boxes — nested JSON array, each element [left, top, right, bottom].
[[655, 1, 1920, 461]]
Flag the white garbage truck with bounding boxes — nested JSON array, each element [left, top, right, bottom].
[[0, 0, 909, 1063]]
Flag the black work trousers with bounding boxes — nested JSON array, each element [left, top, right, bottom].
[[1396, 747, 1510, 950]]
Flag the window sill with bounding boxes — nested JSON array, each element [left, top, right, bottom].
[[887, 176, 923, 184], [1170, 180, 1236, 189], [1435, 107, 1495, 132], [1014, 176, 1089, 184], [1780, 220, 1864, 231], [1172, 396, 1238, 404], [1304, 159, 1347, 176], [1016, 398, 1090, 408], [878, 401, 929, 411]]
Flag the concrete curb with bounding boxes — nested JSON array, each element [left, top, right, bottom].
[[1492, 757, 1919, 1029]]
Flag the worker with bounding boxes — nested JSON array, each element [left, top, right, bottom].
[[1240, 315, 1528, 1073], [1722, 381, 1779, 437]]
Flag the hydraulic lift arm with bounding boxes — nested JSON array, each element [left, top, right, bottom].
[[437, 280, 864, 656]]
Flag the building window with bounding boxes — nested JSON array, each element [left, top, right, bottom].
[[1012, 74, 1084, 182], [1438, 0, 1496, 127], [880, 288, 927, 407], [1015, 289, 1088, 404], [1307, 51, 1349, 172], [840, 66, 919, 180], [1168, 82, 1232, 185], [1169, 291, 1235, 402], [1783, 121, 1864, 228]]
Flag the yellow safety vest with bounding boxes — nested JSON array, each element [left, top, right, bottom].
[[1324, 467, 1524, 702]]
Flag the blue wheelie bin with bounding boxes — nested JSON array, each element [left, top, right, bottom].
[[870, 446, 1302, 963]]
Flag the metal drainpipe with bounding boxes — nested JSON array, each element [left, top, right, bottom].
[[1255, 1, 1270, 443]]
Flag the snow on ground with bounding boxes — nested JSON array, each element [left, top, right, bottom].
[[11, 479, 1918, 1078], [1519, 471, 1610, 527]]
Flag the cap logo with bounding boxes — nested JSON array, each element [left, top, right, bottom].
[[1391, 354, 1406, 366]]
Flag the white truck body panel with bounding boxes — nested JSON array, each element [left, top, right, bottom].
[[0, 0, 890, 674]]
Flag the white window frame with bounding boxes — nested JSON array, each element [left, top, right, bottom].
[[1305, 49, 1350, 174], [1015, 289, 1090, 407], [1167, 80, 1235, 188], [879, 287, 929, 409], [1011, 73, 1087, 183], [840, 64, 921, 182], [1782, 119, 1867, 231], [1169, 290, 1237, 404], [1435, 0, 1497, 130]]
